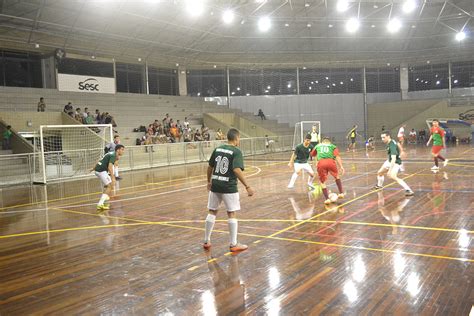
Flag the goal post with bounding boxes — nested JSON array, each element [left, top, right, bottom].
[[292, 121, 321, 149], [33, 124, 113, 184]]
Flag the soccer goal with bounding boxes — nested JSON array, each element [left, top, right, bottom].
[[292, 121, 321, 149], [33, 124, 113, 184]]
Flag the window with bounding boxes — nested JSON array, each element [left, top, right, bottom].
[[299, 68, 362, 94], [408, 63, 449, 91], [366, 67, 400, 93], [229, 68, 297, 96], [187, 69, 226, 97], [148, 67, 178, 96], [0, 51, 42, 88], [451, 61, 474, 88], [116, 63, 145, 94], [58, 58, 114, 77]]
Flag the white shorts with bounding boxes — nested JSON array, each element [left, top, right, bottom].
[[381, 160, 401, 173], [95, 171, 112, 186], [294, 163, 314, 175], [207, 192, 240, 212]]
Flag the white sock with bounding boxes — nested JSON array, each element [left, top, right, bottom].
[[288, 173, 298, 187], [204, 214, 216, 243], [377, 175, 384, 187], [228, 218, 238, 246], [397, 179, 411, 191], [114, 166, 119, 177], [307, 175, 314, 185], [98, 193, 109, 206]]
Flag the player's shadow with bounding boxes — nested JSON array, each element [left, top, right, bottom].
[[206, 255, 246, 315]]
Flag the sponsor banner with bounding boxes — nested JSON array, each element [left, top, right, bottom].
[[58, 74, 116, 94], [459, 109, 474, 123]]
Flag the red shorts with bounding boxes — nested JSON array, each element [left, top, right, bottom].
[[432, 145, 443, 155], [317, 159, 338, 183]]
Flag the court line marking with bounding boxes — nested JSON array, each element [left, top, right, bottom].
[[1, 216, 471, 264]]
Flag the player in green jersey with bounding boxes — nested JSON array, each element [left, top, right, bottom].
[[203, 128, 254, 253], [92, 144, 125, 211], [373, 132, 414, 196], [288, 134, 315, 189]]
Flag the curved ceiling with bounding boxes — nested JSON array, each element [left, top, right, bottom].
[[0, 0, 472, 68]]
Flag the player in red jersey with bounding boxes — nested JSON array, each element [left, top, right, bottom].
[[426, 119, 448, 171], [311, 137, 345, 205]]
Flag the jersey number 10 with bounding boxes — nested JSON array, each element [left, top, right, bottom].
[[215, 156, 230, 175]]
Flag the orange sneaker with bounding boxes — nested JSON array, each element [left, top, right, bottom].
[[203, 242, 211, 250], [230, 243, 248, 252]]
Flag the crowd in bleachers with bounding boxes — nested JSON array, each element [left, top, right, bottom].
[[138, 114, 217, 146], [63, 102, 117, 127]]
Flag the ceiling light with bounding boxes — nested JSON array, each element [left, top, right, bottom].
[[453, 79, 458, 84], [241, 19, 245, 24], [255, 0, 266, 3], [436, 80, 440, 85], [315, 80, 318, 83], [307, 23, 312, 28], [346, 17, 360, 33], [387, 63, 391, 66], [455, 31, 466, 41], [176, 63, 179, 67], [138, 58, 142, 62], [416, 78, 419, 81], [411, 25, 416, 28], [371, 24, 375, 28], [222, 9, 235, 24], [265, 89, 269, 93], [325, 76, 329, 80], [311, 81, 314, 84], [350, 78, 353, 81], [340, 81, 344, 85], [284, 23, 289, 27], [326, 85, 330, 88], [258, 16, 271, 32], [402, 0, 417, 14], [186, 0, 204, 17], [309, 86, 312, 90], [197, 92, 201, 96], [287, 83, 292, 88], [373, 5, 378, 9], [237, 87, 241, 91], [246, 93, 250, 96], [231, 91, 235, 95], [328, 24, 333, 28], [213, 65, 217, 68], [34, 43, 40, 48], [91, 55, 96, 59], [305, 3, 310, 7], [332, 83, 336, 86], [426, 60, 430, 64], [267, 85, 271, 89], [387, 18, 402, 33], [337, 0, 349, 12]]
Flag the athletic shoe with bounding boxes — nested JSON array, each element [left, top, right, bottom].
[[203, 242, 211, 250], [405, 190, 414, 196], [431, 166, 439, 170], [287, 185, 294, 189], [115, 176, 122, 180], [96, 204, 110, 211], [372, 185, 382, 190], [324, 199, 332, 205], [443, 159, 449, 167], [230, 243, 248, 252], [338, 193, 345, 199], [443, 172, 449, 180]]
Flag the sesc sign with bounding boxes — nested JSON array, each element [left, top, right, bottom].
[[459, 109, 474, 122], [58, 74, 116, 94]]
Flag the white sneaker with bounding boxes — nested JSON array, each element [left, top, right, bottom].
[[287, 185, 294, 189], [443, 159, 449, 167], [400, 164, 405, 172], [431, 166, 439, 170]]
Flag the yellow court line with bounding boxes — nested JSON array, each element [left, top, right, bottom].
[[447, 163, 474, 168], [2, 220, 471, 263]]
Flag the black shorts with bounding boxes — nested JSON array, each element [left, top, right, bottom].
[[351, 137, 356, 144], [310, 141, 318, 147]]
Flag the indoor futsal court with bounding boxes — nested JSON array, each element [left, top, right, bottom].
[[0, 0, 473, 315], [1, 146, 473, 314]]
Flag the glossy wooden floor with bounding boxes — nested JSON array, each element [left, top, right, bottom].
[[1, 145, 473, 315]]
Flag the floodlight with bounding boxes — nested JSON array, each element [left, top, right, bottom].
[[186, 0, 204, 17], [337, 0, 349, 12], [258, 16, 271, 32], [402, 0, 417, 14], [222, 9, 235, 24], [346, 18, 360, 33], [455, 31, 466, 41], [387, 18, 402, 33]]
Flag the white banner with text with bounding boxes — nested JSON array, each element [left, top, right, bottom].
[[57, 74, 116, 94]]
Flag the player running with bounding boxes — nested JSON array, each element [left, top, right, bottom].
[[426, 119, 448, 171], [372, 132, 414, 196], [93, 144, 125, 211], [311, 137, 345, 205], [288, 134, 315, 189], [346, 125, 359, 152]]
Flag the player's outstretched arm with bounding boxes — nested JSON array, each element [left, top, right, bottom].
[[234, 168, 254, 196]]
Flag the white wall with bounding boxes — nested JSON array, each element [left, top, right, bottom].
[[229, 94, 365, 136], [367, 92, 401, 104]]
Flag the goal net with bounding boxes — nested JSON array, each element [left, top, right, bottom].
[[33, 124, 113, 183], [292, 121, 321, 149]]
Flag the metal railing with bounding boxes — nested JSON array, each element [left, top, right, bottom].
[[0, 135, 294, 186]]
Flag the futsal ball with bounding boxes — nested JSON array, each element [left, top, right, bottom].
[[329, 193, 338, 203]]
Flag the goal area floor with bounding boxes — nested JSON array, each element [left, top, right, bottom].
[[1, 144, 473, 314]]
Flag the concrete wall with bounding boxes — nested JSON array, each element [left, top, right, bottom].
[[0, 112, 63, 133], [229, 94, 365, 138], [204, 113, 281, 138]]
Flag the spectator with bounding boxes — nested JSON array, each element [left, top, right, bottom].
[[74, 108, 83, 122], [37, 97, 46, 112], [64, 102, 73, 113], [183, 117, 190, 129], [258, 109, 266, 120], [216, 128, 225, 140], [201, 124, 210, 141], [2, 125, 12, 150], [183, 128, 192, 142], [194, 128, 203, 142], [83, 107, 89, 120], [170, 124, 180, 142], [85, 112, 94, 124], [163, 113, 171, 127], [409, 129, 417, 144]]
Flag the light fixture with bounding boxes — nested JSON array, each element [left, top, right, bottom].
[[241, 19, 245, 24], [265, 89, 269, 93], [326, 85, 330, 88], [255, 0, 266, 3], [455, 31, 466, 41], [416, 78, 419, 81], [453, 79, 458, 84], [436, 80, 440, 85], [373, 5, 378, 9], [237, 87, 241, 91], [387, 63, 391, 66], [222, 9, 235, 24], [305, 3, 310, 7], [328, 24, 333, 28], [287, 83, 291, 88], [284, 23, 289, 27], [307, 23, 312, 28], [176, 63, 179, 67], [34, 43, 40, 48], [213, 65, 217, 68], [246, 93, 250, 96], [337, 0, 349, 12], [186, 0, 205, 17], [210, 11, 214, 15], [309, 86, 312, 90], [315, 80, 318, 83], [340, 81, 344, 85], [332, 83, 336, 86], [426, 60, 430, 64], [302, 67, 307, 70], [91, 55, 96, 59], [258, 16, 271, 32], [350, 78, 354, 81], [371, 24, 376, 28], [387, 18, 402, 33], [267, 85, 271, 89], [231, 91, 235, 95], [325, 76, 329, 80], [411, 25, 416, 28], [402, 0, 417, 14], [197, 92, 201, 96], [346, 18, 360, 33]]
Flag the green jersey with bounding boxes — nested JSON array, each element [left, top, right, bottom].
[[209, 144, 244, 194], [94, 152, 116, 173], [3, 130, 12, 139], [315, 143, 339, 160], [386, 140, 401, 165], [294, 143, 313, 163], [430, 127, 445, 146]]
